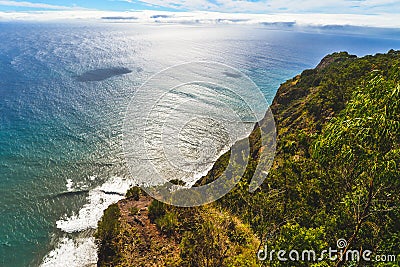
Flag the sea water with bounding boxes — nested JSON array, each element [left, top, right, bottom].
[[1, 22, 400, 266]]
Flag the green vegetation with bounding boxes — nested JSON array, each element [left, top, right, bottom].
[[155, 210, 179, 236], [125, 186, 142, 201], [148, 199, 167, 221], [95, 203, 121, 266], [179, 209, 258, 267], [129, 206, 139, 216], [314, 73, 400, 265], [215, 50, 400, 266], [96, 50, 400, 266], [264, 223, 328, 266]]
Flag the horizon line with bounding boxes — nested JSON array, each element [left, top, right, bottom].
[[1, 10, 400, 29]]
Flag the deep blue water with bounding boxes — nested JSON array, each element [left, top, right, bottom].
[[1, 22, 400, 266]]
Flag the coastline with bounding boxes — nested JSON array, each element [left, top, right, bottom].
[[93, 50, 400, 266]]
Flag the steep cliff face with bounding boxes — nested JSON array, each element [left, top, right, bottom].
[[96, 192, 259, 267], [96, 50, 400, 267]]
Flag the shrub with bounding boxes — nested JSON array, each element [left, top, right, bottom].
[[148, 200, 166, 222], [180, 210, 258, 267], [155, 211, 179, 236], [125, 186, 142, 201], [129, 206, 139, 216], [95, 204, 121, 266]]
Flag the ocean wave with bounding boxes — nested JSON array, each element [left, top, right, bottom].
[[66, 179, 74, 192], [56, 176, 132, 233], [40, 237, 97, 267], [41, 176, 133, 266]]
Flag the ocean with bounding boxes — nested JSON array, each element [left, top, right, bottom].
[[1, 22, 400, 266]]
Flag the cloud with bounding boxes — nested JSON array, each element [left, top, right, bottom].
[[1, 10, 400, 28], [123, 0, 270, 12], [1, 0, 399, 13], [0, 0, 80, 10], [264, 0, 400, 13], [122, 0, 400, 14]]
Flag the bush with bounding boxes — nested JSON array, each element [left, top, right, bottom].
[[155, 211, 179, 236], [95, 204, 121, 266], [266, 223, 328, 267], [129, 206, 139, 216], [96, 204, 120, 240], [148, 200, 166, 222], [125, 186, 142, 201], [180, 210, 258, 267]]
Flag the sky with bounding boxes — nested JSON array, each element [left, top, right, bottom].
[[0, 0, 399, 14], [0, 0, 400, 28]]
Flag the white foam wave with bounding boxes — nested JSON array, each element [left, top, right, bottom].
[[65, 177, 94, 192], [57, 176, 133, 233], [66, 179, 74, 192], [42, 177, 133, 266], [40, 237, 97, 267]]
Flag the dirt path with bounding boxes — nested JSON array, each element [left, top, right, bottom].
[[116, 196, 181, 267]]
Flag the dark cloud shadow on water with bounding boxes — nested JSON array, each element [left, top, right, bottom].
[[75, 67, 132, 82]]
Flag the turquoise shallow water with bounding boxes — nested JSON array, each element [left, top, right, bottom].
[[1, 22, 400, 266]]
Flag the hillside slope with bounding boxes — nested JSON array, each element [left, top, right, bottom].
[[96, 50, 400, 266]]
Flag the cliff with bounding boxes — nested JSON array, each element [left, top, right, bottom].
[[96, 50, 400, 266]]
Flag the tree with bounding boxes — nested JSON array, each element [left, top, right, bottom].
[[314, 73, 400, 266]]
